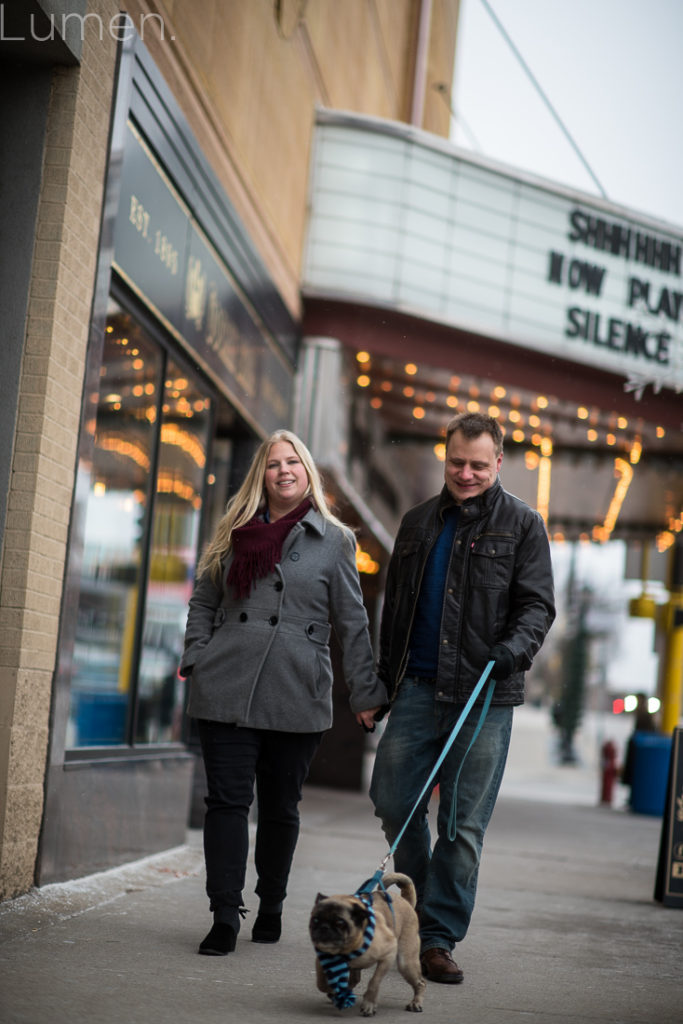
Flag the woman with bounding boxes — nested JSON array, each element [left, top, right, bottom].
[[180, 429, 386, 956]]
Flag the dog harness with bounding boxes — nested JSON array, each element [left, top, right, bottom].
[[315, 895, 376, 1010]]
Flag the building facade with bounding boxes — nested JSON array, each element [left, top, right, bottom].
[[0, 0, 459, 896]]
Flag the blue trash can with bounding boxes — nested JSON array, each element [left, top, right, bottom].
[[630, 732, 673, 816]]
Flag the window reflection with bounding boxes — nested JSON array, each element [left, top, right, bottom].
[[135, 362, 211, 743], [67, 300, 211, 748], [69, 305, 161, 746]]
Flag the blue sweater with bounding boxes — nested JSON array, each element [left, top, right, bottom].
[[406, 507, 459, 677]]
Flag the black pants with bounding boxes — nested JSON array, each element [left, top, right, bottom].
[[197, 719, 322, 915]]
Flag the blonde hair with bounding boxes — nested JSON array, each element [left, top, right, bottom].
[[197, 429, 347, 581]]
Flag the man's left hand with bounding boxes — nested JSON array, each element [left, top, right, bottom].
[[487, 643, 515, 679]]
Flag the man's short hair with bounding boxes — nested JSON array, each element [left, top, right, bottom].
[[445, 412, 504, 457]]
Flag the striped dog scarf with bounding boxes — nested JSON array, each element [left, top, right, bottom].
[[315, 896, 376, 1010]]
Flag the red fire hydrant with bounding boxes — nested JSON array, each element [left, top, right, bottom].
[[600, 739, 619, 805]]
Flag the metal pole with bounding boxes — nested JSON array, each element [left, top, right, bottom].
[[410, 0, 433, 127]]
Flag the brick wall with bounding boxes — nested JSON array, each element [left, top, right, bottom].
[[0, 0, 120, 899], [123, 0, 458, 318]]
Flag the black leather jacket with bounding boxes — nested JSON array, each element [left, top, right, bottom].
[[378, 479, 555, 706]]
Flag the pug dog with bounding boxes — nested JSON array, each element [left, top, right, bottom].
[[309, 872, 426, 1016]]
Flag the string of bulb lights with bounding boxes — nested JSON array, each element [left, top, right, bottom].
[[353, 349, 680, 551]]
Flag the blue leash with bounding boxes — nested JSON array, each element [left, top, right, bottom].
[[359, 660, 496, 895]]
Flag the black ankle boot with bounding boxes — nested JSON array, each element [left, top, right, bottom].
[[251, 911, 281, 943], [198, 921, 238, 955]]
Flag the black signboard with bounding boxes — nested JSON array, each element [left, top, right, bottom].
[[112, 121, 293, 435], [654, 727, 683, 908], [113, 123, 187, 330], [182, 226, 291, 429]]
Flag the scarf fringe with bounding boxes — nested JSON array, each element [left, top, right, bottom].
[[227, 498, 312, 599], [228, 543, 281, 600]]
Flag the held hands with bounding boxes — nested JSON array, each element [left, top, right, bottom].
[[487, 643, 515, 681], [356, 707, 381, 733]]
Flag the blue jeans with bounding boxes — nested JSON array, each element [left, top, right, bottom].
[[370, 677, 513, 952]]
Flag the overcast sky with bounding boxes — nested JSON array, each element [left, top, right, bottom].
[[451, 0, 683, 230]]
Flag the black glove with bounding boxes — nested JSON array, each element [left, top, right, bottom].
[[488, 643, 515, 680], [373, 703, 390, 724]]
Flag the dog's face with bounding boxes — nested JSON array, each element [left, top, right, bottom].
[[309, 878, 426, 1015], [309, 894, 370, 955]]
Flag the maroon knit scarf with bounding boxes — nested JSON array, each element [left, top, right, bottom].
[[226, 497, 312, 599]]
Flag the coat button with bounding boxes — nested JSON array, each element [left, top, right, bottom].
[[239, 612, 248, 622], [307, 625, 314, 635], [290, 552, 300, 561], [269, 615, 278, 626], [274, 580, 283, 591]]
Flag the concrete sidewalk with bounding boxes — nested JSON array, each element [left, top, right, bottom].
[[1, 710, 681, 1024]]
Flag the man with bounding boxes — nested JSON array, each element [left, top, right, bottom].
[[370, 412, 555, 984]]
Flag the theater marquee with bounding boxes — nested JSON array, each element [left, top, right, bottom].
[[303, 110, 683, 396]]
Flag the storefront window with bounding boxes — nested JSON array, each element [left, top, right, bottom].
[[67, 300, 210, 747], [135, 363, 210, 743]]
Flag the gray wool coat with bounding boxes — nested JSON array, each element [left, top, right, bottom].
[[180, 507, 387, 732]]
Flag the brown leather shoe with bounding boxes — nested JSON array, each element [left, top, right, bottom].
[[420, 947, 464, 984]]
